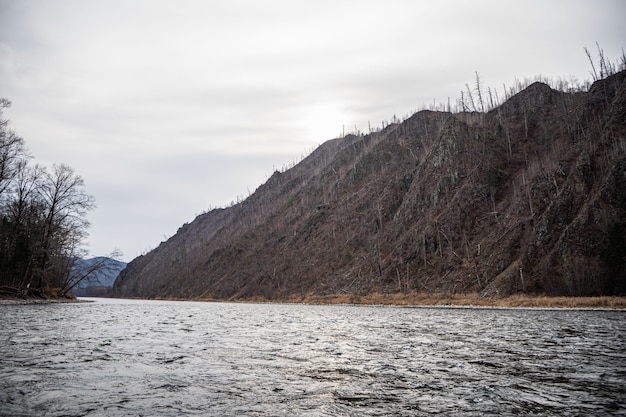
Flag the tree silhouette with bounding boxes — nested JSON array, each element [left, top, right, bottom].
[[0, 99, 96, 297]]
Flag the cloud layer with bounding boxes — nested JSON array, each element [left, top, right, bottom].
[[1, 0, 624, 260]]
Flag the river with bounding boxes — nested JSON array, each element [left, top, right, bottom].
[[0, 298, 625, 416]]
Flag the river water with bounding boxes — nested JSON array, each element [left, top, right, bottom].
[[0, 298, 625, 416]]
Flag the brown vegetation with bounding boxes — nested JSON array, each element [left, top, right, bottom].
[[113, 65, 626, 302], [194, 292, 626, 309], [0, 285, 76, 300]]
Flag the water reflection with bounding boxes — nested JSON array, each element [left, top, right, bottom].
[[1, 298, 625, 416]]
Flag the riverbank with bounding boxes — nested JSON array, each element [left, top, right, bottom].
[[0, 297, 87, 304], [4, 292, 625, 309], [193, 292, 626, 309], [0, 293, 84, 305]]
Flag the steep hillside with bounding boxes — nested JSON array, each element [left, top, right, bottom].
[[112, 71, 626, 299]]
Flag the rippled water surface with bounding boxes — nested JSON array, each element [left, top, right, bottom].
[[1, 298, 625, 416]]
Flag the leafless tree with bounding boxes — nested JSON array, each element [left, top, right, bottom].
[[0, 101, 29, 198], [61, 249, 123, 295], [32, 164, 96, 289]]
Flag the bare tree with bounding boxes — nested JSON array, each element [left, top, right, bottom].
[[61, 249, 124, 295], [31, 164, 96, 289], [475, 71, 485, 112], [0, 100, 29, 198]]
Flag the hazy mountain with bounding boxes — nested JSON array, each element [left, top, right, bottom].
[[71, 257, 127, 297], [112, 70, 626, 299]]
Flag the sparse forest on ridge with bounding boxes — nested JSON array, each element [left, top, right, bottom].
[[112, 51, 626, 301]]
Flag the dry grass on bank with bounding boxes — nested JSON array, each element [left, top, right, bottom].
[[193, 292, 626, 309]]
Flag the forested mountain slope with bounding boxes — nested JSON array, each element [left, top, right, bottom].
[[112, 71, 626, 299]]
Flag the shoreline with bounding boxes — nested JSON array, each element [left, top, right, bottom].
[[3, 292, 626, 309], [191, 292, 626, 309], [0, 297, 87, 305]]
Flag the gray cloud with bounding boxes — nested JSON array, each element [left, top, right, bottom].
[[1, 0, 624, 260]]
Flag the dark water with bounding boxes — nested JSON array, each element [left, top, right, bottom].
[[1, 298, 625, 416]]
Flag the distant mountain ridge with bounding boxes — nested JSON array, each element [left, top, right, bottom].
[[71, 257, 126, 296], [112, 70, 626, 299]]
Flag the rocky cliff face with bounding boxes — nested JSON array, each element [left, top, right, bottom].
[[113, 71, 626, 299]]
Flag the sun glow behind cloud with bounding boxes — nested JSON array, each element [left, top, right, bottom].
[[300, 102, 352, 143]]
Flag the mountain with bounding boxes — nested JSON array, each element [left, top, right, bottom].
[[71, 257, 127, 297], [112, 70, 626, 300]]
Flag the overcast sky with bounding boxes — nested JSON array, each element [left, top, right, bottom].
[[0, 0, 624, 261]]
